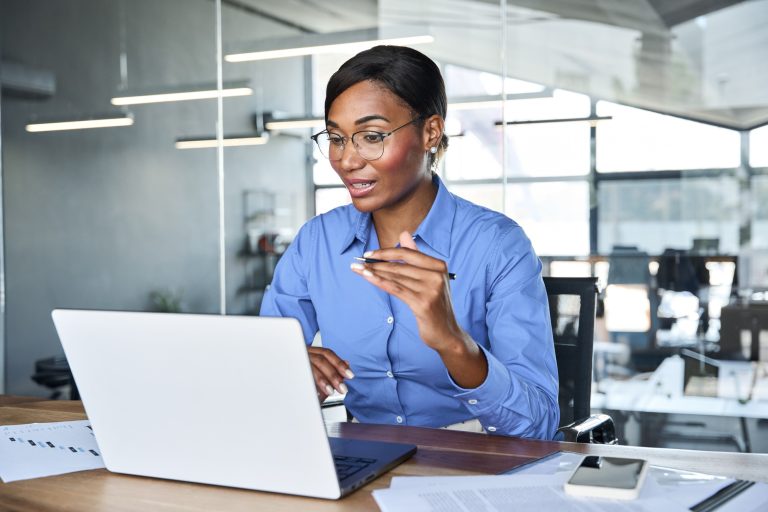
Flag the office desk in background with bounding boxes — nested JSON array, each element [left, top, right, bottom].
[[1, 396, 767, 511], [592, 356, 768, 451]]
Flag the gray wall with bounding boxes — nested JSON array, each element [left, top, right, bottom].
[[1, 0, 308, 395]]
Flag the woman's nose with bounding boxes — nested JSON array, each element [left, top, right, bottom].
[[338, 141, 366, 171]]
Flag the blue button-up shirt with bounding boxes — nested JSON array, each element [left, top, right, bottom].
[[260, 176, 559, 439]]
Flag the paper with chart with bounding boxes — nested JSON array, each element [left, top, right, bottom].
[[0, 420, 105, 482]]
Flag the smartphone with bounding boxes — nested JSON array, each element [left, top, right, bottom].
[[563, 456, 649, 500]]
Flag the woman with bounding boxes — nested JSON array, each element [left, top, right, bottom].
[[260, 45, 559, 440]]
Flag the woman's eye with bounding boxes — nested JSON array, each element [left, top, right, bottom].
[[362, 133, 383, 144], [328, 136, 345, 147]]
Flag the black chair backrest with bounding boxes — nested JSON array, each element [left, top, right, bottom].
[[543, 276, 597, 427]]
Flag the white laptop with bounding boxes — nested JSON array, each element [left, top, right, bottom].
[[51, 310, 416, 499]]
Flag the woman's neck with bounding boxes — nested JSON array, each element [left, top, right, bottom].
[[372, 175, 437, 249]]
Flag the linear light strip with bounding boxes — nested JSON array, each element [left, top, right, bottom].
[[265, 118, 325, 130], [175, 136, 268, 149], [112, 87, 252, 106], [226, 35, 434, 62], [265, 93, 554, 131], [26, 117, 134, 132], [494, 116, 613, 127]]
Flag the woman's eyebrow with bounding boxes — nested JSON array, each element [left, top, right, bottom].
[[355, 115, 390, 125], [325, 115, 390, 129]]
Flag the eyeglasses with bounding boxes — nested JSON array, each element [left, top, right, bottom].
[[311, 116, 421, 161]]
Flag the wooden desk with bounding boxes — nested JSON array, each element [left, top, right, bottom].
[[2, 397, 767, 511]]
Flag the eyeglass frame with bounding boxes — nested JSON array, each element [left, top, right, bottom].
[[310, 116, 423, 162]]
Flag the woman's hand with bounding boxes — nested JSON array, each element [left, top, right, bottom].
[[350, 231, 487, 388], [351, 231, 462, 352], [308, 346, 354, 402]]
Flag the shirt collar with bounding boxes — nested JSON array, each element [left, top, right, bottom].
[[412, 174, 455, 259], [338, 174, 457, 258], [339, 208, 373, 254]]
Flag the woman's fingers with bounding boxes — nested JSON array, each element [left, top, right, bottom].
[[355, 260, 447, 288], [366, 246, 447, 274], [308, 347, 353, 395]]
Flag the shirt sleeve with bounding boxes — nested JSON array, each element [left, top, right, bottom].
[[259, 223, 319, 345], [449, 227, 560, 440]]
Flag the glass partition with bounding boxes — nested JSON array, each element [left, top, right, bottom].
[[2, 0, 768, 454], [0, 0, 220, 395], [220, 6, 311, 315]]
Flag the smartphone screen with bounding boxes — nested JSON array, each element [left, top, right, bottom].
[[568, 456, 645, 489]]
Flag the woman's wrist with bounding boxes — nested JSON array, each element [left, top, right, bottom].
[[434, 331, 474, 359], [437, 332, 488, 389]]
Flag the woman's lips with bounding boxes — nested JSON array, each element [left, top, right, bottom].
[[347, 180, 377, 198]]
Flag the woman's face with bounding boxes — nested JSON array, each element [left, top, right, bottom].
[[326, 80, 432, 213]]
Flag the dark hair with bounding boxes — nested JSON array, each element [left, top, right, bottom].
[[324, 45, 448, 167]]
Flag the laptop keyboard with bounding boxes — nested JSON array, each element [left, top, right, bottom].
[[333, 455, 376, 480]]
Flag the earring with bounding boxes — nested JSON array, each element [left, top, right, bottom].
[[429, 146, 437, 154]]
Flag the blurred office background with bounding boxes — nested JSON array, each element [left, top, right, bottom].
[[1, 0, 767, 452]]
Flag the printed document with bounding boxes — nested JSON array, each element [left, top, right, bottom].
[[0, 420, 105, 482]]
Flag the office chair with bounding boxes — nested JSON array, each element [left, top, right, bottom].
[[604, 247, 665, 372], [31, 355, 80, 400], [544, 276, 617, 444], [656, 248, 706, 335], [656, 249, 701, 295]]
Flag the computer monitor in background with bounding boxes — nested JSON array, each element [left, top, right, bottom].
[[719, 303, 768, 361], [656, 249, 701, 294], [692, 238, 720, 255], [718, 250, 768, 361]]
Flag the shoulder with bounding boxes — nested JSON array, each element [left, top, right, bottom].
[[449, 193, 539, 286], [451, 193, 528, 247], [312, 202, 359, 229], [289, 203, 358, 249]]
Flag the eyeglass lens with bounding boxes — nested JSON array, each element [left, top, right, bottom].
[[313, 116, 421, 162], [314, 132, 385, 161]]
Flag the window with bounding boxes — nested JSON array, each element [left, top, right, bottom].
[[504, 181, 590, 256], [504, 120, 590, 177], [444, 111, 503, 181], [444, 64, 544, 97], [315, 188, 350, 216], [598, 177, 739, 254], [752, 175, 768, 249], [596, 102, 741, 172], [751, 125, 768, 168]]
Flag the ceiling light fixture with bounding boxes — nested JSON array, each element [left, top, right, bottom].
[[264, 117, 325, 131], [111, 81, 252, 106], [448, 90, 553, 110], [26, 113, 134, 132], [175, 133, 269, 149], [494, 115, 612, 128], [225, 28, 433, 63]]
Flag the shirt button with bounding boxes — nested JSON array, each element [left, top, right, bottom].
[[386, 371, 394, 378], [396, 416, 403, 424], [386, 316, 394, 324], [487, 426, 497, 432], [468, 399, 478, 405]]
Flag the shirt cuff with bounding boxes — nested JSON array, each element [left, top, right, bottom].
[[448, 344, 513, 415]]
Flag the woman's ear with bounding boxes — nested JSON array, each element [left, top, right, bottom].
[[423, 115, 444, 150]]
